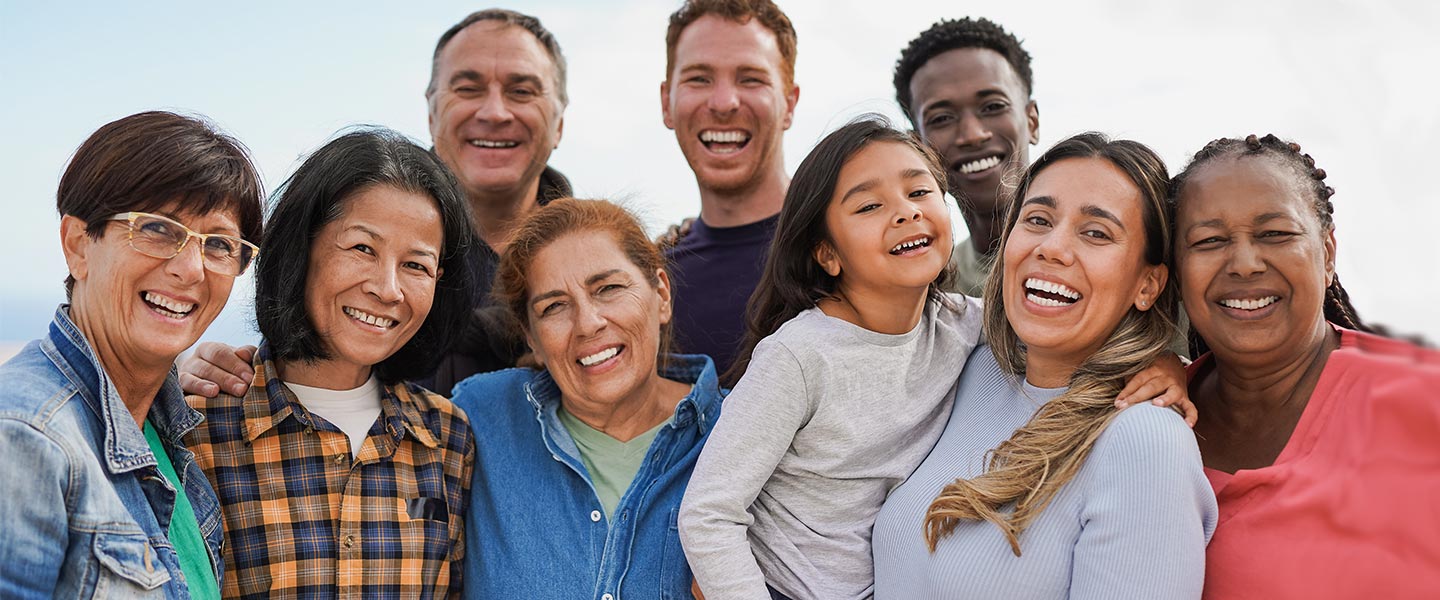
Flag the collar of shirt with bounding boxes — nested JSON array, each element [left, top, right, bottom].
[[523, 353, 722, 437]]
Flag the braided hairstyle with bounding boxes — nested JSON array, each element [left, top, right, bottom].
[[893, 17, 1033, 129], [1170, 134, 1370, 356]]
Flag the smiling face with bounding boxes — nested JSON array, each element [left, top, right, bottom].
[[302, 185, 444, 379], [523, 230, 672, 410], [814, 141, 953, 295], [63, 204, 241, 368], [909, 47, 1038, 219], [1002, 157, 1166, 381], [427, 21, 564, 202], [1175, 156, 1335, 360], [661, 15, 798, 196]]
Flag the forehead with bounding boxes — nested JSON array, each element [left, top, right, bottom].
[[527, 230, 637, 290], [1179, 156, 1312, 224], [671, 14, 785, 75], [1027, 157, 1143, 222], [436, 21, 557, 80], [837, 141, 932, 183], [910, 47, 1027, 107]]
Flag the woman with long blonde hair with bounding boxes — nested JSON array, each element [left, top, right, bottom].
[[872, 132, 1217, 599]]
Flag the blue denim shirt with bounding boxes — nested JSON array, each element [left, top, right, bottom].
[[452, 354, 724, 599], [0, 306, 224, 599]]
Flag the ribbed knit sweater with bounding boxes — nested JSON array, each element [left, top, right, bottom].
[[872, 343, 1217, 599]]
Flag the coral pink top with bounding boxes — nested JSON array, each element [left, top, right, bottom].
[[1191, 326, 1440, 599]]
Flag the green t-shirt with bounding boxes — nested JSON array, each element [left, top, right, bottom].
[[557, 408, 667, 520], [143, 421, 220, 600]]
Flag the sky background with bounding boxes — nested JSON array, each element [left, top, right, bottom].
[[2, 0, 1437, 360]]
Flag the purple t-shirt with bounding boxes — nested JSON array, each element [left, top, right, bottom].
[[664, 214, 779, 376]]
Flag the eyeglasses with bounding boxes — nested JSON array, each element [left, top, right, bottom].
[[108, 212, 259, 277]]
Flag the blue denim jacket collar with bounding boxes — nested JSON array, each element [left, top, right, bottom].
[[41, 305, 202, 475]]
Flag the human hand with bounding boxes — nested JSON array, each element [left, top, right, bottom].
[[656, 217, 696, 250], [179, 342, 257, 397], [1114, 352, 1197, 427]]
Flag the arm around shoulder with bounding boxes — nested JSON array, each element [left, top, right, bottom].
[[1069, 403, 1218, 600], [0, 419, 72, 598]]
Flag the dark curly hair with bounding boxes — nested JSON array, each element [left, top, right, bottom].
[[894, 17, 1033, 129], [1170, 133, 1371, 355]]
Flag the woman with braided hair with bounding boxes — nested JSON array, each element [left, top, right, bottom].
[[1171, 134, 1440, 597]]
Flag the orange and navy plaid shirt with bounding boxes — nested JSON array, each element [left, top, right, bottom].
[[186, 347, 474, 599]]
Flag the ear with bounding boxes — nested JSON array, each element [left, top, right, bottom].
[[781, 83, 800, 130], [522, 326, 546, 369], [813, 240, 841, 278], [1323, 228, 1337, 287], [554, 114, 565, 149], [1134, 263, 1168, 312], [60, 215, 93, 284], [660, 80, 675, 130], [654, 268, 674, 325], [1025, 100, 1040, 145]]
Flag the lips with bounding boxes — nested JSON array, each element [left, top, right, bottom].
[[578, 345, 622, 367], [890, 235, 933, 255], [142, 291, 196, 319], [343, 306, 398, 329], [956, 154, 1003, 175], [699, 129, 751, 155], [468, 138, 519, 149], [1024, 277, 1081, 307]]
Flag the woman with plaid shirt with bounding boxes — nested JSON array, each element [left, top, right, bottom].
[[183, 129, 481, 599]]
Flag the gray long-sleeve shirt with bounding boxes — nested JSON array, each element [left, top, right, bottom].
[[872, 344, 1217, 599], [679, 294, 984, 600]]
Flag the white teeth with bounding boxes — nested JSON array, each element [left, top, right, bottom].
[[143, 292, 195, 316], [344, 307, 397, 328], [1026, 293, 1070, 307], [470, 139, 519, 148], [1219, 296, 1279, 311], [890, 237, 931, 253], [1024, 278, 1080, 300], [700, 130, 750, 144], [579, 347, 619, 367], [959, 155, 1002, 174]]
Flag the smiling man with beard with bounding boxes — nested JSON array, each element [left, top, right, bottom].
[[894, 17, 1040, 296], [660, 0, 799, 378]]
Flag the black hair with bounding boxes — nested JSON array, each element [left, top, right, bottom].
[[1170, 133, 1371, 356], [894, 17, 1034, 129], [56, 110, 263, 298], [724, 114, 951, 385], [255, 128, 480, 385], [426, 8, 568, 106]]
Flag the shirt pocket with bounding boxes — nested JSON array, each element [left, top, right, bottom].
[[660, 507, 694, 600], [90, 531, 171, 597], [395, 496, 454, 584]]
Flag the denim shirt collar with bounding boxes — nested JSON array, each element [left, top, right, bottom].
[[41, 305, 202, 475], [523, 353, 721, 431]]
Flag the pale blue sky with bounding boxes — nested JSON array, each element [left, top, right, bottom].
[[3, 0, 1437, 354]]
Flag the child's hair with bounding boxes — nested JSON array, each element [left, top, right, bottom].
[[723, 114, 951, 385], [924, 132, 1178, 556], [1169, 133, 1370, 356]]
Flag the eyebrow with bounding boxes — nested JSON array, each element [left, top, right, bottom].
[[529, 269, 625, 306], [840, 168, 933, 204], [1081, 205, 1125, 229], [921, 88, 1012, 112], [1184, 212, 1298, 235], [448, 69, 546, 90], [1020, 196, 1056, 209]]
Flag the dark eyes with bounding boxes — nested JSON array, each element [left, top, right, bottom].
[[203, 237, 238, 254], [352, 243, 374, 255], [1081, 229, 1113, 241], [1024, 215, 1051, 228], [980, 101, 1011, 114]]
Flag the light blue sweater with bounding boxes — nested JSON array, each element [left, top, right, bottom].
[[872, 343, 1217, 599]]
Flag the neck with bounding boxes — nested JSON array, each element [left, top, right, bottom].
[[467, 177, 542, 255], [1021, 350, 1077, 389], [276, 358, 372, 391], [68, 305, 169, 427], [819, 281, 929, 335], [696, 168, 788, 228], [961, 207, 1003, 257], [561, 375, 689, 442], [1203, 322, 1338, 428]]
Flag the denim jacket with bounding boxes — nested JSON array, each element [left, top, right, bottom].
[[452, 354, 724, 599], [0, 306, 224, 599]]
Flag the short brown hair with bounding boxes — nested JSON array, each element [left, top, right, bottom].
[[494, 198, 672, 360], [56, 110, 264, 296], [664, 0, 798, 88], [427, 8, 568, 106]]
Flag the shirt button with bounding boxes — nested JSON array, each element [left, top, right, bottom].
[[343, 535, 355, 548], [602, 594, 613, 600], [334, 453, 345, 463], [590, 510, 602, 522]]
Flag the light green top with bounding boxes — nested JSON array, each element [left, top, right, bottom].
[[945, 239, 993, 297], [143, 421, 220, 600], [557, 407, 667, 520]]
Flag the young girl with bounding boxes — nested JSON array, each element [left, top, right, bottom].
[[678, 115, 978, 600]]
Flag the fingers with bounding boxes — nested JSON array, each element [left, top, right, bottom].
[[181, 342, 255, 397], [179, 371, 220, 398], [1115, 372, 1163, 408]]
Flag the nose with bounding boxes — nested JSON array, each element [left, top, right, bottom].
[[472, 86, 513, 123], [1226, 238, 1266, 278], [955, 111, 993, 147], [706, 80, 740, 115], [894, 201, 924, 225], [164, 238, 207, 284], [1033, 230, 1074, 266], [364, 267, 404, 304], [573, 297, 607, 337]]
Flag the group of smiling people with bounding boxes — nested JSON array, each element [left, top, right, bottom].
[[3, 5, 1439, 600]]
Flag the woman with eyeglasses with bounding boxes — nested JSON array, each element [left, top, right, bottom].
[[0, 111, 263, 598], [182, 128, 480, 598]]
